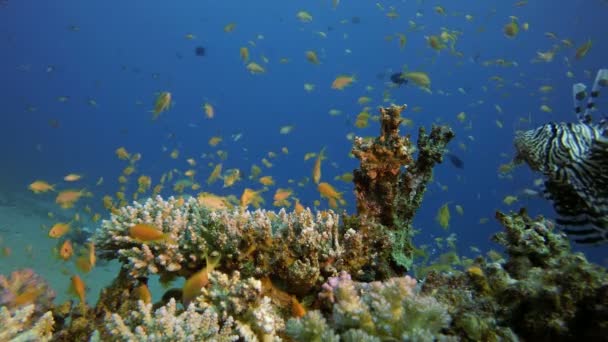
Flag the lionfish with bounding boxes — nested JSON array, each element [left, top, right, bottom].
[[513, 69, 608, 244]]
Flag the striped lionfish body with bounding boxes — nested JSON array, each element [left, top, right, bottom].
[[514, 69, 608, 244]]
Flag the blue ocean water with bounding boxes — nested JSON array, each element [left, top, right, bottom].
[[0, 0, 606, 293]]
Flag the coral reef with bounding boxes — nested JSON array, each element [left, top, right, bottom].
[[0, 268, 55, 317], [196, 271, 285, 341], [92, 197, 394, 293], [352, 104, 455, 271], [2, 104, 607, 341], [92, 298, 238, 341], [0, 304, 54, 342], [287, 271, 452, 341], [422, 209, 608, 341]]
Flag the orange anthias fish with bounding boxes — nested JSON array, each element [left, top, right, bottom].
[[129, 223, 169, 242], [55, 189, 89, 209], [49, 222, 71, 238], [182, 252, 221, 307], [241, 188, 265, 208], [63, 173, 83, 182], [70, 275, 86, 304], [152, 91, 172, 119], [59, 240, 73, 260], [318, 182, 345, 208], [28, 180, 55, 193], [331, 75, 355, 90]]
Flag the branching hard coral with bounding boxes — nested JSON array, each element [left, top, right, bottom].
[[0, 305, 54, 342], [352, 104, 455, 271], [93, 196, 389, 295], [93, 298, 238, 342], [196, 271, 285, 341], [288, 271, 451, 341], [0, 268, 55, 317]]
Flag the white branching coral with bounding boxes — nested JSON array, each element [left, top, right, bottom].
[[95, 298, 237, 342], [0, 305, 54, 342], [92, 196, 345, 283], [197, 271, 285, 341]]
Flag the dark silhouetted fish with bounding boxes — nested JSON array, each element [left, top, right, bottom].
[[446, 152, 464, 169], [195, 46, 206, 57], [390, 72, 408, 86]]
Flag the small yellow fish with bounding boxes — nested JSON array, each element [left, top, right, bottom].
[[312, 147, 326, 184], [203, 103, 214, 118], [152, 92, 172, 119], [224, 23, 236, 33], [503, 18, 519, 39], [115, 147, 130, 160], [63, 173, 82, 182], [436, 203, 450, 229], [403, 72, 431, 88], [223, 169, 241, 188], [575, 39, 592, 60], [503, 195, 518, 205], [296, 11, 313, 22], [305, 50, 320, 64], [246, 62, 265, 74], [240, 46, 249, 62], [209, 136, 222, 147], [280, 125, 294, 134]]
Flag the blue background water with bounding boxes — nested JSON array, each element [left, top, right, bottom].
[[0, 0, 606, 280]]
